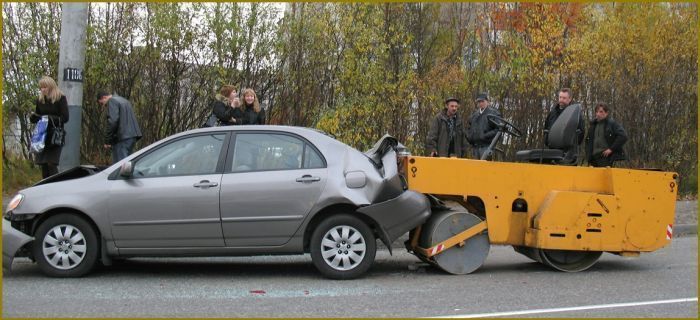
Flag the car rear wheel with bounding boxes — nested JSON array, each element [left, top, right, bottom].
[[32, 214, 99, 277], [310, 214, 376, 280]]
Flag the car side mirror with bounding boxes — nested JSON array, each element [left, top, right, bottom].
[[119, 161, 134, 178]]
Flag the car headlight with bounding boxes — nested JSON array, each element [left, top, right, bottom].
[[6, 194, 24, 213]]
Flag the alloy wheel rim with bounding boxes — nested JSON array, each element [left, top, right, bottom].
[[320, 225, 366, 271], [42, 224, 87, 270]]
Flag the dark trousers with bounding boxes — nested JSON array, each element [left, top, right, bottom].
[[590, 155, 615, 167], [40, 163, 58, 179], [112, 137, 138, 164]]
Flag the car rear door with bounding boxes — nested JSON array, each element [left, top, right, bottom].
[[219, 132, 327, 247]]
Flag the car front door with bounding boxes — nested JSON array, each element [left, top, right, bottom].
[[108, 133, 228, 248], [220, 132, 327, 247]]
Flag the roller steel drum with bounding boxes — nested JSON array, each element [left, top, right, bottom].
[[419, 210, 490, 274]]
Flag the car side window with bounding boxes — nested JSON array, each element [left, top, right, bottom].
[[304, 144, 324, 169], [133, 134, 225, 178], [231, 133, 323, 172]]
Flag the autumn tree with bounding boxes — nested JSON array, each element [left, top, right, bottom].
[[2, 2, 697, 193]]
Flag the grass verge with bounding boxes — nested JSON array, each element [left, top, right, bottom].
[[3, 156, 41, 196]]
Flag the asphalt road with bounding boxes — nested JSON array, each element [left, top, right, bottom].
[[3, 236, 696, 318]]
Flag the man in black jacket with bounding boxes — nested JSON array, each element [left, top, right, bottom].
[[97, 91, 143, 164], [585, 103, 627, 167], [466, 93, 501, 159]]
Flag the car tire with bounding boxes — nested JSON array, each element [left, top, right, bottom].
[[32, 214, 99, 277], [310, 214, 376, 280]]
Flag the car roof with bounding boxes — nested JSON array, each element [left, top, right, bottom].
[[191, 125, 326, 135], [162, 125, 341, 149]]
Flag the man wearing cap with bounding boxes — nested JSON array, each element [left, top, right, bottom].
[[426, 97, 467, 157], [97, 91, 142, 164], [466, 93, 502, 160]]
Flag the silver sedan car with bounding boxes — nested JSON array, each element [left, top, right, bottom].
[[3, 126, 430, 279]]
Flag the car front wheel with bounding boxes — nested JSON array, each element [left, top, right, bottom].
[[310, 214, 376, 280], [32, 214, 99, 277]]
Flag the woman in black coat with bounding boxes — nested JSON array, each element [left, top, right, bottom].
[[212, 84, 244, 126], [241, 88, 266, 125], [30, 76, 69, 178]]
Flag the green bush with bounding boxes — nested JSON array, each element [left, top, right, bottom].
[[679, 169, 698, 197], [2, 156, 41, 195]]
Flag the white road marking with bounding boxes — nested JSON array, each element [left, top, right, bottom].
[[432, 297, 698, 318]]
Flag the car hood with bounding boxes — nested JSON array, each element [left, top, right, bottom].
[[33, 165, 106, 186]]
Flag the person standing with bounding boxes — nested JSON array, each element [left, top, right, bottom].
[[426, 97, 467, 157], [544, 88, 585, 163], [212, 84, 244, 126], [585, 103, 627, 167], [241, 88, 266, 125], [466, 93, 501, 159], [97, 91, 142, 164], [30, 76, 69, 178]]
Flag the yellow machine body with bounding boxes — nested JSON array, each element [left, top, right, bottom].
[[402, 156, 678, 254]]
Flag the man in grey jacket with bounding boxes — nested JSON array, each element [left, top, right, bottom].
[[466, 93, 501, 159], [426, 97, 467, 157], [97, 91, 142, 164]]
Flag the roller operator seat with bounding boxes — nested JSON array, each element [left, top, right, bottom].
[[515, 104, 582, 165]]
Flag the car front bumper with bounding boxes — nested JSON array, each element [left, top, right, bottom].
[[357, 190, 431, 253], [3, 218, 34, 271]]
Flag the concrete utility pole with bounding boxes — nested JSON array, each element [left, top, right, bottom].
[[57, 3, 89, 172]]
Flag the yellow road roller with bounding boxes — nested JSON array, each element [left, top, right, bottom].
[[401, 110, 678, 274]]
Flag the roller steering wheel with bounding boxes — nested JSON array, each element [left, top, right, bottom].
[[486, 114, 522, 138]]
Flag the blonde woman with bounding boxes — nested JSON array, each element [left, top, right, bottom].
[[241, 88, 265, 125], [30, 76, 69, 178]]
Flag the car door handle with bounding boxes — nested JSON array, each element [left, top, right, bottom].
[[296, 175, 321, 183], [193, 180, 218, 188]]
